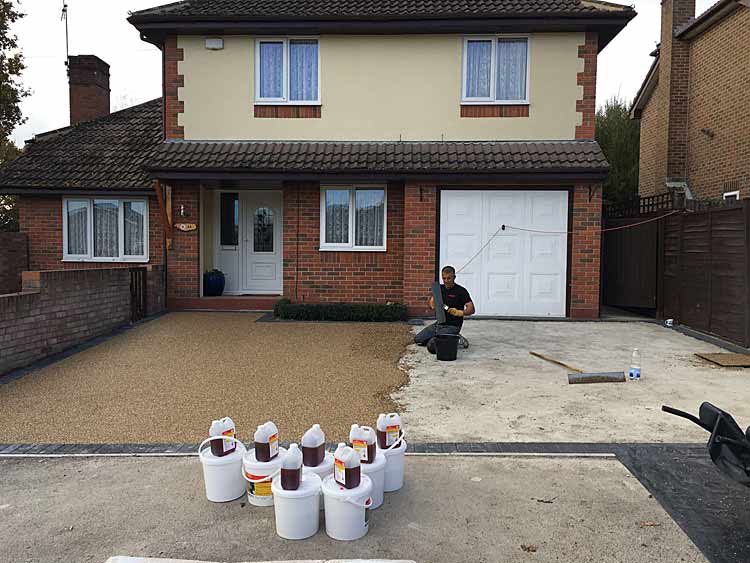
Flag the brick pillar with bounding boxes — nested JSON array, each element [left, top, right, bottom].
[[575, 32, 598, 140], [282, 183, 301, 300], [167, 184, 200, 300], [662, 0, 695, 181], [164, 36, 185, 139], [403, 182, 437, 317], [570, 183, 602, 319]]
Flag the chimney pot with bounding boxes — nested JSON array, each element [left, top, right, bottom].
[[68, 55, 111, 125]]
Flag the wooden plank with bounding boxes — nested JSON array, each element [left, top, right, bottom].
[[432, 282, 446, 324], [695, 353, 750, 368], [529, 351, 583, 374]]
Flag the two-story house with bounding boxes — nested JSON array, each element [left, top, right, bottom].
[[0, 0, 634, 318], [631, 0, 749, 202]]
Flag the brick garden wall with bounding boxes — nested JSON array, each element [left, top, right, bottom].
[[685, 7, 750, 200], [570, 183, 602, 319], [0, 269, 132, 375], [282, 182, 406, 305], [0, 232, 28, 295]]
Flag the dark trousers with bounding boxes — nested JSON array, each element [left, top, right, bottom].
[[414, 322, 460, 346]]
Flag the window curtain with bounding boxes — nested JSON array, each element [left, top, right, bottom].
[[355, 190, 385, 247], [325, 190, 350, 244], [123, 201, 145, 256], [496, 39, 527, 101], [94, 200, 119, 258], [66, 200, 88, 255], [289, 40, 318, 101], [259, 41, 284, 98], [465, 40, 492, 98]]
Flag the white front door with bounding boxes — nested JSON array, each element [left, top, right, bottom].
[[242, 191, 283, 294], [439, 190, 568, 317]]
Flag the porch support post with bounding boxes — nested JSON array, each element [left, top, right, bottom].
[[403, 182, 437, 317], [154, 180, 173, 250]]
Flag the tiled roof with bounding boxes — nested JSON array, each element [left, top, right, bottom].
[[0, 99, 162, 191], [130, 0, 633, 20], [146, 140, 609, 174]]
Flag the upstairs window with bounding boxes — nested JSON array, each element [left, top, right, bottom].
[[462, 36, 529, 104], [256, 38, 320, 104]]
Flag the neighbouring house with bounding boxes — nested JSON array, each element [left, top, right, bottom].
[[631, 0, 750, 202], [0, 0, 635, 319]]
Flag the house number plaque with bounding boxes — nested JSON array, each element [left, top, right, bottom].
[[175, 223, 197, 232]]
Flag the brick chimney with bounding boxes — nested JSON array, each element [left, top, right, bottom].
[[660, 0, 695, 184], [68, 55, 110, 125]]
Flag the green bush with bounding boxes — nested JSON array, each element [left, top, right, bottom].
[[274, 299, 407, 322]]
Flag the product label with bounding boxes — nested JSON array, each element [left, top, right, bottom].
[[269, 433, 279, 458], [386, 425, 400, 446], [352, 439, 368, 461], [334, 458, 346, 485], [246, 475, 273, 497], [222, 428, 235, 453], [629, 367, 641, 380]]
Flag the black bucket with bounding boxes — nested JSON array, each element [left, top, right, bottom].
[[435, 334, 460, 361]]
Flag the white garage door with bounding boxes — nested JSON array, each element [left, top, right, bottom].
[[439, 190, 569, 317]]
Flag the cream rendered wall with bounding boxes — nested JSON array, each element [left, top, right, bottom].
[[178, 33, 585, 141]]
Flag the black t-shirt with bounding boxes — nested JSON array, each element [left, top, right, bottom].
[[441, 283, 472, 329]]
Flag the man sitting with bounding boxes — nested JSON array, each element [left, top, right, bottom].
[[415, 265, 475, 352]]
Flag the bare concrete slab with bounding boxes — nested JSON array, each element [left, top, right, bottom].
[[398, 321, 750, 443], [0, 456, 703, 563]]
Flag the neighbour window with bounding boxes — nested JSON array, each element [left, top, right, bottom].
[[320, 187, 386, 251], [462, 36, 529, 103], [63, 198, 149, 262], [256, 38, 320, 104], [220, 192, 239, 246], [723, 191, 740, 203]]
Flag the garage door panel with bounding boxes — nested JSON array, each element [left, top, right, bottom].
[[440, 190, 568, 317]]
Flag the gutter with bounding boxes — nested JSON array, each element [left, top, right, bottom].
[[0, 188, 155, 196]]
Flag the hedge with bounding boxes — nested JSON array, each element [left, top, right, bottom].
[[274, 298, 407, 322]]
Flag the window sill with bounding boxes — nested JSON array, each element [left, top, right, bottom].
[[319, 247, 387, 253], [62, 258, 151, 264], [254, 105, 322, 118], [460, 104, 529, 118]]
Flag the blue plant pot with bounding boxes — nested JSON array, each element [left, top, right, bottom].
[[203, 272, 226, 297]]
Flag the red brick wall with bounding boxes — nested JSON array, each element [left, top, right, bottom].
[[17, 195, 164, 271], [0, 232, 28, 295], [570, 183, 602, 319], [685, 7, 750, 200], [575, 32, 598, 140], [403, 183, 437, 317], [282, 182, 405, 304], [166, 184, 200, 300], [164, 36, 185, 139], [0, 269, 131, 375]]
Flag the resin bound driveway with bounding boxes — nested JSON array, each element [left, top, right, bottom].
[[0, 313, 412, 444]]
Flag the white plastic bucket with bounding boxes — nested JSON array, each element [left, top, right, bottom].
[[378, 436, 407, 492], [243, 446, 287, 507], [271, 473, 322, 540], [302, 450, 335, 510], [198, 436, 247, 503], [360, 450, 386, 509], [322, 474, 373, 541]]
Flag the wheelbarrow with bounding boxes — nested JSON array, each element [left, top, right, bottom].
[[662, 402, 750, 487]]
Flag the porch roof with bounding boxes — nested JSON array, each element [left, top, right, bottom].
[[146, 140, 610, 182]]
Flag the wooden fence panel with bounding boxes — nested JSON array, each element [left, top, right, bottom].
[[709, 206, 746, 345], [679, 213, 711, 332], [661, 214, 682, 320]]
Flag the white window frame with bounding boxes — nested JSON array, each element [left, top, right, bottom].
[[62, 197, 149, 263], [319, 186, 388, 252], [254, 37, 321, 105], [461, 35, 531, 105], [723, 190, 740, 202]]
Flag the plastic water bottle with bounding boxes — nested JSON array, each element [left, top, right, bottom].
[[629, 348, 641, 381]]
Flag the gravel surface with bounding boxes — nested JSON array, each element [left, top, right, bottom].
[[0, 313, 412, 444]]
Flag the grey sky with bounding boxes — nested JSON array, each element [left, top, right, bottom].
[[10, 0, 716, 145]]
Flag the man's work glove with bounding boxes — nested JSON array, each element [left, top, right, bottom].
[[447, 307, 464, 317]]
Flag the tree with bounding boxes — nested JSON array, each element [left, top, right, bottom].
[[0, 1, 28, 232], [595, 96, 640, 205]]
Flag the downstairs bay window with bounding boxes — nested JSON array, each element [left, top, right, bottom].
[[320, 187, 387, 251], [63, 198, 149, 262]]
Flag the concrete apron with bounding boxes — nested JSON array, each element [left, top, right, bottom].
[[107, 559, 413, 563], [1, 455, 705, 563]]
